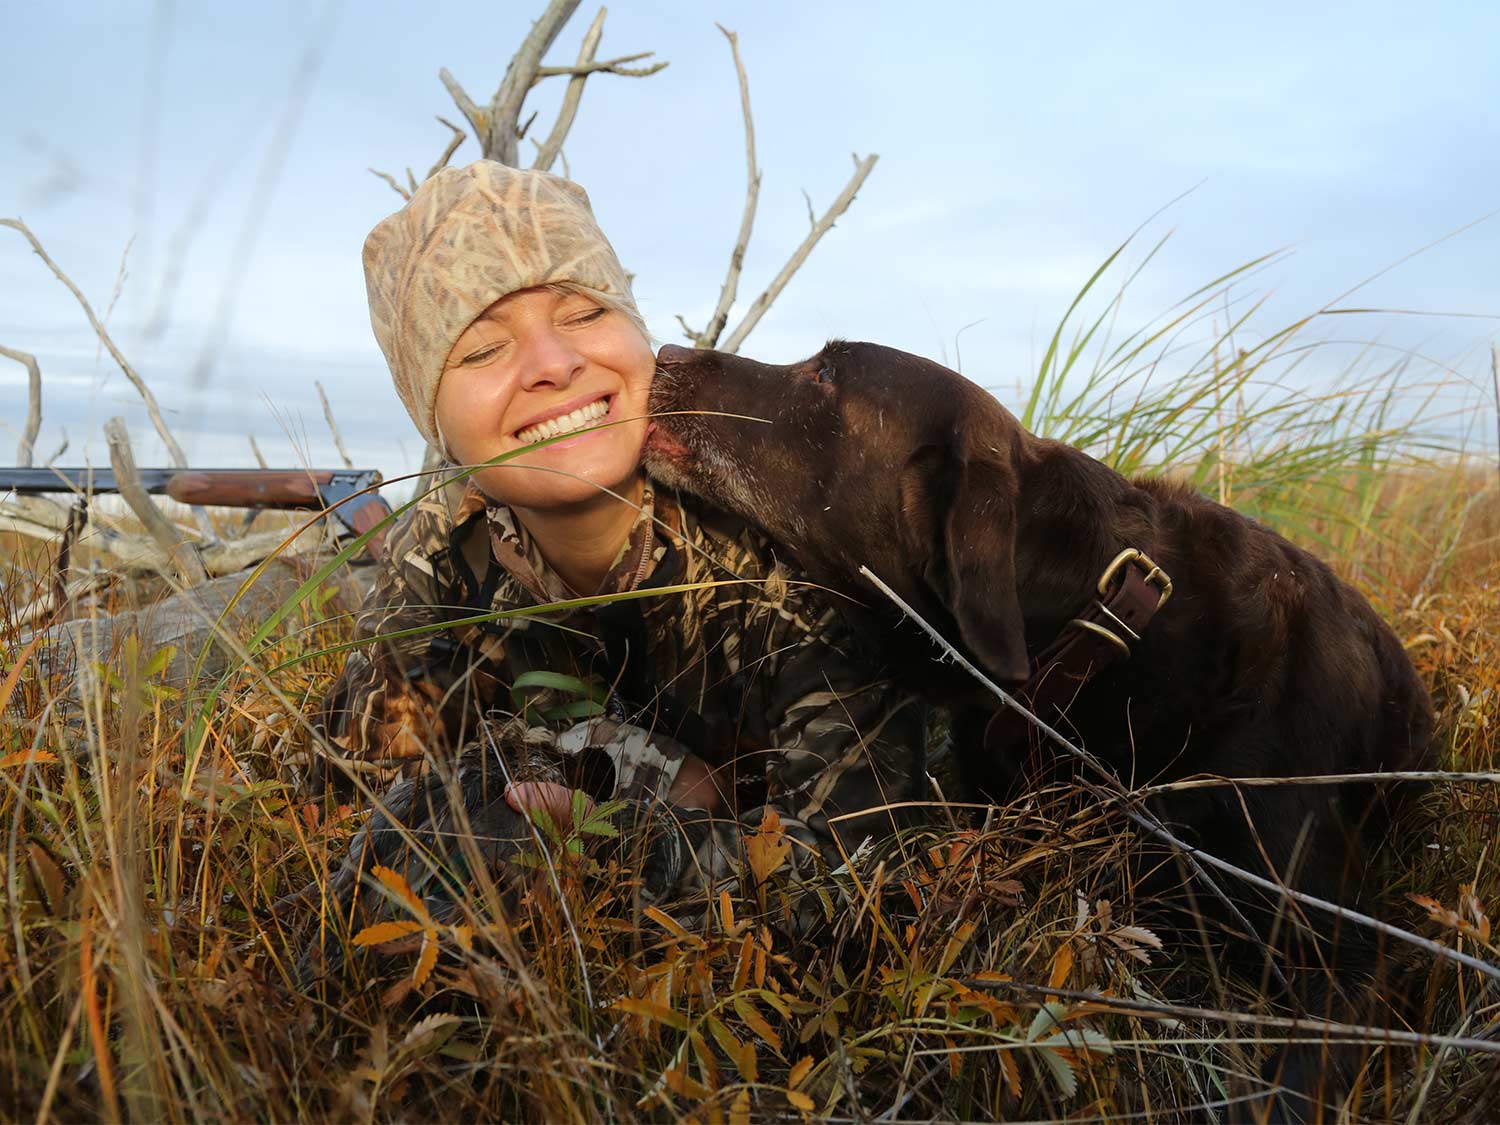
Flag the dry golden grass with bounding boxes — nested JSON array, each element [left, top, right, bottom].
[[1, 460, 1497, 1123]]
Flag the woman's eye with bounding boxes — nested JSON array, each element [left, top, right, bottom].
[[564, 307, 607, 327], [461, 343, 506, 366]]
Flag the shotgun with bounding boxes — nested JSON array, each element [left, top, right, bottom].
[[1, 467, 392, 559]]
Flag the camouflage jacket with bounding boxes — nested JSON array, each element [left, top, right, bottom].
[[315, 479, 929, 895]]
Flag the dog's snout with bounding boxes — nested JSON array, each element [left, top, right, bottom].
[[656, 344, 695, 369]]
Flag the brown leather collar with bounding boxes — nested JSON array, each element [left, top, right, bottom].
[[984, 548, 1172, 756]]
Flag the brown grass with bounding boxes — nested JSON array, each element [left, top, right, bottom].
[[1, 463, 1497, 1123]]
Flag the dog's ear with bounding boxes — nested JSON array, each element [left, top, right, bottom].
[[897, 439, 1030, 684], [942, 449, 1031, 684]]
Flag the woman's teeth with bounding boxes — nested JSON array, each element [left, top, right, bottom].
[[515, 397, 610, 445]]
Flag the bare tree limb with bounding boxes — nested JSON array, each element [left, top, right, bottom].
[[105, 416, 208, 586], [2, 219, 189, 469], [438, 67, 486, 146], [533, 52, 665, 82], [426, 116, 468, 179], [0, 344, 42, 466], [0, 496, 323, 576], [316, 381, 356, 470], [675, 314, 701, 342], [445, 0, 582, 165], [697, 25, 760, 349], [443, 0, 664, 167], [720, 153, 879, 354], [367, 167, 411, 200], [531, 7, 606, 174], [370, 116, 469, 200], [492, 11, 577, 154]]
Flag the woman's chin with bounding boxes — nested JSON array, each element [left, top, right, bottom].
[[474, 458, 644, 512]]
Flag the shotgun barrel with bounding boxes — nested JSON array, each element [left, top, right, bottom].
[[0, 467, 392, 558]]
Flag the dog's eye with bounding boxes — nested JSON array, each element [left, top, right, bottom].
[[810, 363, 833, 385]]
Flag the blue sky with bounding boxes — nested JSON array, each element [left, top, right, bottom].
[[2, 0, 1497, 477]]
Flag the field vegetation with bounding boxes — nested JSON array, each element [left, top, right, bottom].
[[2, 242, 1498, 1123]]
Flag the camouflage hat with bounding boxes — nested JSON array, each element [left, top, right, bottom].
[[362, 161, 643, 449]]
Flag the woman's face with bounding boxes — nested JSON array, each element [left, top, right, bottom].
[[434, 286, 655, 511]]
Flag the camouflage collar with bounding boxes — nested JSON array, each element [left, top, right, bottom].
[[453, 482, 683, 604]]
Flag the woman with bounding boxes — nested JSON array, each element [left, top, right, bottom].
[[315, 161, 927, 909]]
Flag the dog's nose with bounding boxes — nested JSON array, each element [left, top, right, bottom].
[[656, 344, 695, 368]]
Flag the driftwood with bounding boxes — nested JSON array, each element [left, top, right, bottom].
[[0, 495, 328, 578], [29, 558, 373, 693]]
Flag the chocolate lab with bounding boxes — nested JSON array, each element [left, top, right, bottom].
[[645, 339, 1435, 1119]]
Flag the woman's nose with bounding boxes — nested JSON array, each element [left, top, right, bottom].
[[518, 324, 585, 389]]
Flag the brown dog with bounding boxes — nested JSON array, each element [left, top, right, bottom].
[[646, 339, 1434, 1118]]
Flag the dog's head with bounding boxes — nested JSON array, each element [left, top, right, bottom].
[[646, 341, 1030, 683]]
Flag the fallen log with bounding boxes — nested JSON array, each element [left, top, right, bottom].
[[27, 558, 375, 694]]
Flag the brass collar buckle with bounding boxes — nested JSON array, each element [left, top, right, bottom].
[[1098, 547, 1173, 610], [1062, 548, 1174, 659]]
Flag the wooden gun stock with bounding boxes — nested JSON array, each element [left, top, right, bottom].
[[344, 496, 393, 560], [164, 469, 391, 560], [165, 470, 331, 509]]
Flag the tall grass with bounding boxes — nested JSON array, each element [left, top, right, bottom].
[[2, 247, 1497, 1121]]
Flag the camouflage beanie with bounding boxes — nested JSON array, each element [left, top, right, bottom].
[[363, 161, 643, 449]]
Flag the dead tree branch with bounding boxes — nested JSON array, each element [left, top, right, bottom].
[[720, 153, 879, 354], [370, 116, 470, 201], [316, 381, 356, 470], [531, 7, 606, 173], [441, 1, 664, 167], [426, 116, 468, 179], [2, 219, 188, 469], [105, 416, 208, 586], [438, 68, 485, 147], [367, 167, 410, 201], [0, 344, 42, 466], [695, 25, 759, 349], [533, 52, 666, 81], [441, 0, 581, 165], [0, 495, 323, 577]]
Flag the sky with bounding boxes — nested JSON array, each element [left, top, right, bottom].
[[2, 0, 1498, 481]]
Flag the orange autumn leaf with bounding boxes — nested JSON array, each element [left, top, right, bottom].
[[1049, 943, 1075, 991], [788, 1056, 814, 1088], [352, 919, 427, 947], [0, 749, 59, 769], [373, 866, 429, 922], [411, 933, 439, 988], [745, 809, 791, 885], [733, 996, 782, 1055], [719, 888, 736, 934]]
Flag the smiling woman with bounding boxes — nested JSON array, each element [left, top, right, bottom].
[[310, 160, 929, 927], [434, 284, 656, 577]]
